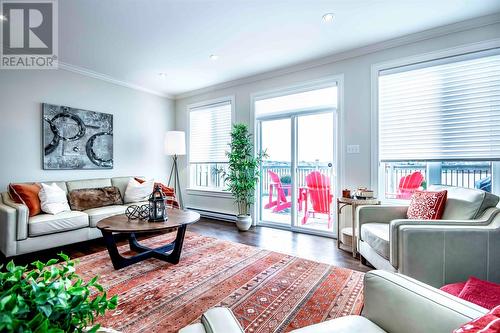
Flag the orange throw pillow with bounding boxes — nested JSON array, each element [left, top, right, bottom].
[[9, 183, 42, 217]]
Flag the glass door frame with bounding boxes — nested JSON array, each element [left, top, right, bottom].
[[256, 107, 339, 238]]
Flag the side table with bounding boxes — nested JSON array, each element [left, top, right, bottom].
[[337, 197, 380, 257]]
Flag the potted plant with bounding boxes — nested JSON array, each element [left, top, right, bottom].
[[222, 123, 267, 231], [0, 253, 118, 333], [280, 175, 292, 196]]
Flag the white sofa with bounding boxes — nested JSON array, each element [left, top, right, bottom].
[[180, 270, 488, 333], [357, 185, 500, 288], [0, 177, 148, 258]]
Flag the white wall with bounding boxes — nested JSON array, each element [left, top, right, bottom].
[[175, 22, 500, 217], [0, 69, 175, 190]]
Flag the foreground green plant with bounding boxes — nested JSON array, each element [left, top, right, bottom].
[[0, 253, 118, 333], [222, 123, 267, 216]]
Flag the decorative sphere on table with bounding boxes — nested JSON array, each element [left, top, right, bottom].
[[125, 205, 141, 220], [125, 205, 152, 221], [139, 205, 150, 220]]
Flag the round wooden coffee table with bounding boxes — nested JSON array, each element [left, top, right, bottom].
[[96, 209, 200, 269]]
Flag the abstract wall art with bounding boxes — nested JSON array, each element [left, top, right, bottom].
[[42, 103, 113, 169]]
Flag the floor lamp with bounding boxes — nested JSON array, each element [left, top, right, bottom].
[[165, 131, 185, 209]]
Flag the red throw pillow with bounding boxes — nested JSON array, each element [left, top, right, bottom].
[[441, 282, 467, 297], [133, 178, 179, 209], [8, 183, 42, 217], [453, 305, 500, 333], [406, 190, 447, 220], [458, 277, 500, 310]]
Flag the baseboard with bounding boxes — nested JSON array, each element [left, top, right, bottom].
[[186, 207, 237, 222]]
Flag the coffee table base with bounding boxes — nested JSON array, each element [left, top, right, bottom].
[[101, 224, 187, 270]]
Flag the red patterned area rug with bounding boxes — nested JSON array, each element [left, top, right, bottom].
[[76, 232, 364, 333]]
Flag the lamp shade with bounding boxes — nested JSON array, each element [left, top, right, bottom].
[[164, 131, 186, 155]]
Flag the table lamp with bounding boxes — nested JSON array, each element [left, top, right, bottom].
[[165, 131, 186, 209]]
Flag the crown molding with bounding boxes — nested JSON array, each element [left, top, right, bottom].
[[174, 12, 500, 100], [58, 62, 174, 99]]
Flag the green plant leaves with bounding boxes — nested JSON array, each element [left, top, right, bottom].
[[221, 123, 268, 215], [0, 254, 118, 333]]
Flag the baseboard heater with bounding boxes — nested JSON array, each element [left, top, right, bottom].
[[185, 207, 237, 222]]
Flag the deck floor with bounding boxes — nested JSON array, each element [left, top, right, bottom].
[[260, 195, 334, 233]]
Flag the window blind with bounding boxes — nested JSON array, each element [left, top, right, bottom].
[[189, 100, 232, 163], [255, 85, 337, 117], [378, 49, 500, 162]]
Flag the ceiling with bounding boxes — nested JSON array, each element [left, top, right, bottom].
[[58, 0, 500, 97]]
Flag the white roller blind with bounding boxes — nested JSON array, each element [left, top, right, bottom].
[[189, 100, 232, 163], [255, 85, 337, 117], [379, 49, 500, 162]]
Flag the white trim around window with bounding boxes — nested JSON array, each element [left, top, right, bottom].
[[371, 38, 500, 200], [186, 95, 235, 197], [249, 74, 345, 234]]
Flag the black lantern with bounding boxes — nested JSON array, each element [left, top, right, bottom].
[[148, 185, 168, 222]]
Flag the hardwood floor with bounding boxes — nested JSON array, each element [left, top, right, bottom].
[[5, 218, 371, 273]]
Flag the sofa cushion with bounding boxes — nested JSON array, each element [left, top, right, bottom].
[[361, 223, 390, 260], [38, 182, 71, 215], [29, 211, 89, 237], [9, 183, 42, 217], [134, 178, 180, 208], [124, 178, 154, 203], [66, 178, 112, 192], [69, 186, 123, 211], [125, 201, 149, 207], [407, 190, 447, 220], [453, 305, 500, 333], [440, 282, 466, 297], [51, 181, 69, 194], [428, 185, 500, 220], [458, 276, 500, 310], [111, 177, 133, 198], [85, 205, 127, 227]]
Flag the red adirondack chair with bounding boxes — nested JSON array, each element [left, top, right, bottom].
[[301, 171, 333, 228], [396, 171, 424, 199], [264, 171, 292, 212]]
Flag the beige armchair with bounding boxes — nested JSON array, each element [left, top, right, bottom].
[[357, 185, 500, 287]]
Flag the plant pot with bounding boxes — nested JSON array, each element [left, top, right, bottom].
[[236, 215, 252, 231]]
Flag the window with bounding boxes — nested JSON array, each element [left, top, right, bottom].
[[188, 98, 233, 191], [377, 48, 500, 199]]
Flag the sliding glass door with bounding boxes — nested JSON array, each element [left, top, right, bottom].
[[260, 118, 292, 226], [256, 83, 338, 236], [296, 112, 335, 233]]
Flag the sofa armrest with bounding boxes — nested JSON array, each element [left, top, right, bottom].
[[357, 205, 408, 241], [389, 207, 500, 271], [1, 192, 28, 240], [363, 270, 487, 333], [0, 201, 18, 257], [179, 308, 244, 333], [392, 222, 500, 287]]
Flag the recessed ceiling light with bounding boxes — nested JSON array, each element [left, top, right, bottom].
[[322, 13, 335, 23], [209, 54, 219, 61], [0, 15, 7, 21], [158, 72, 167, 77]]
